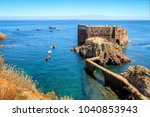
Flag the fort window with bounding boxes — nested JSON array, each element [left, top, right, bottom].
[[116, 39, 120, 45]]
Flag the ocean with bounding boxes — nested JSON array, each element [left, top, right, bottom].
[[0, 20, 150, 100]]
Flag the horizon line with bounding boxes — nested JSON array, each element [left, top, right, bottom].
[[0, 19, 149, 21], [0, 15, 149, 20]]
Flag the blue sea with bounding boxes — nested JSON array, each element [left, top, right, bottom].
[[0, 20, 150, 100]]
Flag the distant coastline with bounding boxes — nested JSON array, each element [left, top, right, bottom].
[[0, 19, 149, 21]]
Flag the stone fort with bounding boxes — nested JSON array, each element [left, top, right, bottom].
[[78, 24, 128, 46]]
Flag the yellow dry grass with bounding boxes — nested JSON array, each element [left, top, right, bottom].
[[0, 56, 72, 100], [0, 55, 4, 69]]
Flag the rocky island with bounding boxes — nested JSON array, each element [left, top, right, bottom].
[[75, 24, 130, 66], [75, 37, 130, 66]]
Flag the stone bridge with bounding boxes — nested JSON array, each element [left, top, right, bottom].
[[85, 57, 148, 100]]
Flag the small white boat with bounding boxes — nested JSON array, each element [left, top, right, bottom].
[[48, 50, 52, 54]]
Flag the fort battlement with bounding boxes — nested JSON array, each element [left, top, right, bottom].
[[78, 24, 128, 46]]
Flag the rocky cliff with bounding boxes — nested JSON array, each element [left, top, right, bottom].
[[0, 32, 8, 40], [75, 37, 130, 66], [122, 65, 150, 98]]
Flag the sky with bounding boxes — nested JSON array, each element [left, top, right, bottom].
[[0, 0, 149, 20]]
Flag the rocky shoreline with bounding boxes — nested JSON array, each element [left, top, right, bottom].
[[0, 32, 9, 40], [103, 65, 150, 100], [122, 65, 150, 99]]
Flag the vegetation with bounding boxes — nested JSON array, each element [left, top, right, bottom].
[[0, 56, 73, 100]]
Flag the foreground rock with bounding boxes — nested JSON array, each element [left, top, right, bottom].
[[0, 32, 8, 40], [75, 37, 130, 66], [122, 65, 150, 98]]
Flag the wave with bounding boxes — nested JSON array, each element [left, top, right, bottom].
[[0, 44, 21, 48], [127, 40, 132, 44], [142, 45, 150, 48], [129, 41, 150, 48]]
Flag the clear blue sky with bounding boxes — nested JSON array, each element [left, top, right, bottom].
[[0, 0, 149, 20]]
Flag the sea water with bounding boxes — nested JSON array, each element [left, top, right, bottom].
[[0, 20, 150, 99]]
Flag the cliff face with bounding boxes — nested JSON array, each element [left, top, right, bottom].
[[0, 32, 8, 40], [122, 65, 150, 98], [76, 37, 130, 66]]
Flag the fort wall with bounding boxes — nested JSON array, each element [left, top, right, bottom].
[[78, 24, 128, 46]]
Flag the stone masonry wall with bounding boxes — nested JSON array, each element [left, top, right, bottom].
[[78, 24, 128, 46]]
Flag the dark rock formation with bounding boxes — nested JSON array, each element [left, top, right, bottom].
[[36, 28, 42, 31], [49, 26, 56, 29], [75, 37, 130, 66], [121, 65, 150, 98], [70, 46, 76, 51], [0, 32, 8, 40]]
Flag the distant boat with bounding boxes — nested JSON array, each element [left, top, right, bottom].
[[36, 28, 41, 31], [48, 50, 52, 54], [45, 55, 51, 61], [49, 26, 56, 29], [51, 45, 56, 49]]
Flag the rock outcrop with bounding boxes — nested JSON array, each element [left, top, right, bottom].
[[75, 37, 130, 66], [0, 32, 8, 40], [122, 65, 150, 98]]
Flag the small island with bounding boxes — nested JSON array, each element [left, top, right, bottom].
[[0, 32, 9, 40]]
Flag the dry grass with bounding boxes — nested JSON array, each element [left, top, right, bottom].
[[1, 65, 36, 90], [0, 60, 42, 100], [0, 55, 4, 69], [44, 91, 58, 100], [0, 56, 73, 100], [60, 96, 73, 100]]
